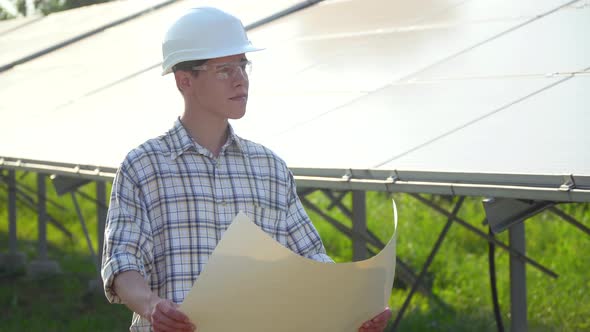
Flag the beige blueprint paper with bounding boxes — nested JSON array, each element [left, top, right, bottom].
[[179, 201, 398, 332]]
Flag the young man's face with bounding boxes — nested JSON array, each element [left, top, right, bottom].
[[186, 53, 250, 121]]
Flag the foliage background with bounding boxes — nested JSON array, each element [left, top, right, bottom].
[[0, 0, 114, 19]]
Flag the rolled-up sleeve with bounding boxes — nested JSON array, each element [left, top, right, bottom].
[[284, 172, 334, 263], [101, 164, 154, 303]]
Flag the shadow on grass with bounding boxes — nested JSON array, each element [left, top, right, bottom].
[[0, 233, 132, 332], [0, 273, 132, 332], [387, 296, 562, 332], [398, 309, 565, 332]]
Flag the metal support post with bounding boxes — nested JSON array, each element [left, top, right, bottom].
[[97, 181, 107, 267], [37, 173, 48, 260], [28, 173, 60, 277], [8, 170, 17, 253], [482, 197, 560, 332], [90, 181, 108, 290], [0, 170, 26, 271], [352, 191, 368, 261], [509, 222, 527, 332]]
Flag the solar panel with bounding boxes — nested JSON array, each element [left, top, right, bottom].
[[0, 0, 172, 70], [412, 3, 590, 79], [0, 15, 41, 36], [263, 76, 563, 169], [0, 0, 588, 202], [382, 75, 590, 174], [0, 0, 305, 166]]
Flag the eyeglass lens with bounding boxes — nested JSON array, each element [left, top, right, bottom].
[[215, 61, 251, 79]]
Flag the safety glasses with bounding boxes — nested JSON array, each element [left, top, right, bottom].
[[191, 60, 252, 80]]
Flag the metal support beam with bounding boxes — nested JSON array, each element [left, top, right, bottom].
[[52, 175, 91, 196], [0, 170, 26, 271], [88, 181, 109, 291], [483, 198, 552, 234], [0, 173, 72, 238], [97, 181, 107, 268], [316, 190, 384, 254], [51, 175, 105, 285], [28, 173, 61, 277], [71, 192, 99, 272], [509, 222, 527, 332], [299, 191, 445, 304], [483, 197, 562, 332], [352, 191, 368, 261], [548, 205, 590, 236], [324, 190, 349, 213], [8, 170, 17, 253], [1, 171, 68, 211], [413, 194, 557, 278], [37, 173, 48, 260], [301, 193, 389, 252], [408, 194, 561, 332]]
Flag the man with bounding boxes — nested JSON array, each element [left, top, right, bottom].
[[101, 6, 391, 332]]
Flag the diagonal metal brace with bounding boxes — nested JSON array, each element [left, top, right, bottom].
[[390, 197, 465, 331], [412, 194, 557, 279], [483, 197, 553, 234]]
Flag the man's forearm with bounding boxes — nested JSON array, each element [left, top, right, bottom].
[[113, 270, 159, 320]]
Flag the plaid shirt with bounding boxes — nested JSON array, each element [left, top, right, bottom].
[[101, 118, 332, 331]]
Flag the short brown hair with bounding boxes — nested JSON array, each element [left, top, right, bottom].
[[172, 59, 209, 74]]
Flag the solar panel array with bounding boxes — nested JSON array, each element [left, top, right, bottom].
[[0, 0, 588, 201]]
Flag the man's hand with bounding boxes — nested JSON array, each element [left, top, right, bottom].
[[149, 298, 195, 332], [113, 271, 197, 331], [358, 307, 392, 332]]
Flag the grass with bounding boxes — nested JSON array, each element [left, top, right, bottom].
[[1, 171, 589, 331], [1, 264, 130, 331]]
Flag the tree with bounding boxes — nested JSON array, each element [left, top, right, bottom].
[[0, 0, 114, 20]]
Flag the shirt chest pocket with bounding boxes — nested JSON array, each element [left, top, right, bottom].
[[238, 203, 288, 248]]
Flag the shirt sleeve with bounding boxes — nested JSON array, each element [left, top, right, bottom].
[[101, 164, 154, 303], [284, 171, 334, 263]]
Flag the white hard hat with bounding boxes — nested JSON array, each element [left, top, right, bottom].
[[161, 7, 263, 75]]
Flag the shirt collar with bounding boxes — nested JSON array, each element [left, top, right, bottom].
[[168, 118, 244, 160]]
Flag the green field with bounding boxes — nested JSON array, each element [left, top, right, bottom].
[[1, 174, 589, 331]]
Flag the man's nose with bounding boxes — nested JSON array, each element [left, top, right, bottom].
[[233, 67, 248, 86]]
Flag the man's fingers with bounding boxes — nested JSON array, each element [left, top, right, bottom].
[[152, 313, 194, 332], [152, 319, 194, 332], [158, 300, 191, 323], [152, 300, 195, 332], [359, 321, 388, 332], [358, 307, 392, 332], [372, 307, 392, 322]]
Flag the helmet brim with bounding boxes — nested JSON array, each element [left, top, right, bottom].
[[161, 45, 264, 76]]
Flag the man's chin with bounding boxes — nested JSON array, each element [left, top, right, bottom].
[[227, 108, 247, 120]]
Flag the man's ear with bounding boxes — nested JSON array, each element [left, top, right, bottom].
[[174, 71, 192, 93]]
